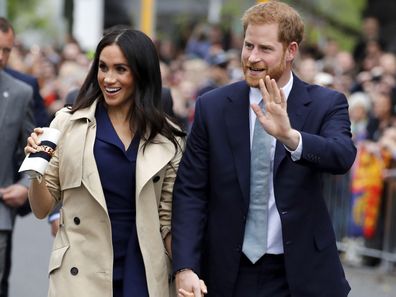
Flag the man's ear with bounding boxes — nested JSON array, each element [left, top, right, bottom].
[[286, 42, 299, 62]]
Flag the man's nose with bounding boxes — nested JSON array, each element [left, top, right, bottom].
[[248, 48, 261, 63]]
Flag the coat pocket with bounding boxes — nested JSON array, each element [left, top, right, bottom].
[[48, 245, 69, 275]]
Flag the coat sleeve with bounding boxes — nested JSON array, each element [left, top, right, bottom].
[[298, 91, 357, 174], [45, 109, 72, 204], [171, 98, 210, 275], [159, 136, 185, 239], [16, 86, 35, 188]]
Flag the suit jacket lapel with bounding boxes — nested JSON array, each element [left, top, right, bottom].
[[224, 81, 251, 209], [0, 73, 10, 130], [274, 74, 312, 175]]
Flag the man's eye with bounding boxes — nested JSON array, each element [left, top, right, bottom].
[[0, 47, 11, 54], [245, 43, 253, 49]]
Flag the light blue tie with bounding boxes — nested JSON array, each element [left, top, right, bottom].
[[242, 100, 272, 263]]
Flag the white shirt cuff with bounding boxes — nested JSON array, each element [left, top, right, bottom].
[[284, 131, 302, 161]]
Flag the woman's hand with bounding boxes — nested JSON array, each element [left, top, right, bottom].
[[177, 279, 207, 297], [24, 127, 44, 155], [175, 269, 208, 297]]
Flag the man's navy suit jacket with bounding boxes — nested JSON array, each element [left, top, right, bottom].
[[172, 75, 356, 297]]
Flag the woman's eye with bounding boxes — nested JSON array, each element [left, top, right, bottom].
[[116, 66, 127, 73], [99, 64, 107, 71]]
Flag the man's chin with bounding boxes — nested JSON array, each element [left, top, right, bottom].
[[245, 77, 261, 88]]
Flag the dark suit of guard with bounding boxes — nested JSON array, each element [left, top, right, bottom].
[[172, 74, 356, 297]]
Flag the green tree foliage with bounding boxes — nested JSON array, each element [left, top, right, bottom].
[[285, 0, 367, 51], [7, 0, 51, 34]]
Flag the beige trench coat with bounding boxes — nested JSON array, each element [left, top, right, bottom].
[[43, 100, 183, 297]]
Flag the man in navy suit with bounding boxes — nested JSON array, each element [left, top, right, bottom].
[[171, 2, 356, 297]]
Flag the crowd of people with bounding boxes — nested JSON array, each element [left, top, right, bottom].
[[1, 0, 396, 296]]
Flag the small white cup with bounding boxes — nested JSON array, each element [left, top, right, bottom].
[[19, 127, 61, 178]]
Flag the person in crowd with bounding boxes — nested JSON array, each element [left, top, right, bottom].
[[0, 17, 35, 296], [348, 91, 371, 143], [171, 1, 356, 297], [24, 28, 185, 297], [353, 16, 386, 71], [1, 28, 50, 297], [196, 51, 231, 97]]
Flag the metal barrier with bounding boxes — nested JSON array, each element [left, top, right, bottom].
[[323, 173, 396, 270]]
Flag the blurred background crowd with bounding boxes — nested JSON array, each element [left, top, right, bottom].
[[1, 0, 396, 295]]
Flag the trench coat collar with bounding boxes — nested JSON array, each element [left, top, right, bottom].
[[66, 99, 175, 209]]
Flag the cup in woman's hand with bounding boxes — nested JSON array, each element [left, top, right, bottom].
[[19, 127, 61, 179]]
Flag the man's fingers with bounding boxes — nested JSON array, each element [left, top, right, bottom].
[[193, 285, 201, 297], [200, 280, 208, 294], [259, 78, 270, 106], [265, 75, 275, 100], [251, 103, 262, 116], [270, 78, 282, 104], [178, 288, 194, 297]]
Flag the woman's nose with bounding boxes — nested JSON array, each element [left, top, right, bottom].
[[104, 72, 116, 83]]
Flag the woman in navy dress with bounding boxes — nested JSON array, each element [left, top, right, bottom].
[[25, 29, 185, 297]]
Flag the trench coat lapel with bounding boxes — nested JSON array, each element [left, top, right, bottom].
[[68, 101, 107, 212], [135, 134, 175, 198]]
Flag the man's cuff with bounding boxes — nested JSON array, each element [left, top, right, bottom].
[[284, 131, 302, 161], [18, 173, 31, 188], [48, 212, 60, 223]]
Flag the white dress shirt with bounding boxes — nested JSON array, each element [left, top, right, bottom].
[[248, 73, 302, 254]]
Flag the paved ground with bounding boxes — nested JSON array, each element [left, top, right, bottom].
[[345, 264, 396, 297], [10, 213, 51, 297], [8, 214, 396, 297]]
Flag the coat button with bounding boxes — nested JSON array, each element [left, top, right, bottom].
[[73, 217, 80, 225], [70, 267, 79, 275], [285, 240, 292, 246], [281, 211, 288, 215], [153, 176, 160, 183]]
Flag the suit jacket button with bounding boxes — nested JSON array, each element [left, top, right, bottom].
[[235, 245, 241, 252], [281, 211, 288, 215], [70, 267, 79, 275], [153, 176, 160, 183], [285, 240, 292, 246], [74, 217, 80, 225]]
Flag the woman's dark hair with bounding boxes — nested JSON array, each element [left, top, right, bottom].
[[71, 28, 185, 151]]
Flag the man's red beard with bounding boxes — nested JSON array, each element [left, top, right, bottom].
[[242, 51, 286, 88]]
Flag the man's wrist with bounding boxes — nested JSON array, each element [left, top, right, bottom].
[[175, 268, 193, 275], [281, 129, 300, 151]]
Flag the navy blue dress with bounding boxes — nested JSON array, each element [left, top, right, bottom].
[[94, 102, 149, 297]]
